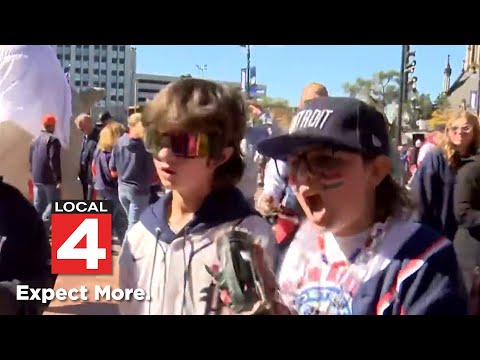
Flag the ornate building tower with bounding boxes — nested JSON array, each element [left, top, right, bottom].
[[464, 45, 480, 72], [443, 55, 452, 93]]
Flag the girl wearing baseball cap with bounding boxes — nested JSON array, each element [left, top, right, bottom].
[[257, 96, 468, 315]]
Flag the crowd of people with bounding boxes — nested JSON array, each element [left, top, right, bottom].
[[3, 72, 480, 315]]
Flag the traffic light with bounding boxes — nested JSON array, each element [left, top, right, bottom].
[[396, 45, 417, 146], [404, 46, 416, 74], [407, 76, 418, 93], [403, 45, 417, 99]]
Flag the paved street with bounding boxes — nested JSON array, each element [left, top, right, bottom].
[[44, 244, 121, 315]]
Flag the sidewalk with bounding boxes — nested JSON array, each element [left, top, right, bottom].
[[44, 245, 121, 315]]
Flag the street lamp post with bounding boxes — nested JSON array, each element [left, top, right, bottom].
[[240, 45, 251, 98], [196, 64, 207, 78], [246, 45, 251, 98], [397, 45, 416, 146], [476, 64, 480, 116], [397, 46, 407, 147]]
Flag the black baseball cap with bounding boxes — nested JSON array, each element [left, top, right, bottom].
[[257, 97, 390, 161], [98, 111, 112, 123]]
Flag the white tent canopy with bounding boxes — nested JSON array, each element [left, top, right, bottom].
[[0, 45, 72, 148]]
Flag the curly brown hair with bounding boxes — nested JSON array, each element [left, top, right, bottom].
[[141, 78, 248, 188]]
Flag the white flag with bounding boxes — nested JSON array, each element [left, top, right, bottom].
[[0, 45, 72, 148]]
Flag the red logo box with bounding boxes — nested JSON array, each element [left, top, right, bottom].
[[51, 200, 112, 275]]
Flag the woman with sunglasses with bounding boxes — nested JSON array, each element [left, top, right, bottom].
[[257, 97, 467, 315], [412, 110, 480, 242], [118, 79, 279, 315]]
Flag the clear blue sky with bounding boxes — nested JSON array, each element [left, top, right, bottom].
[[134, 45, 466, 105]]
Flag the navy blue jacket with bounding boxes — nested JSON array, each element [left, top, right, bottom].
[[29, 131, 62, 185], [354, 224, 467, 315], [79, 127, 99, 184], [412, 148, 467, 240], [110, 134, 155, 195], [93, 149, 117, 191], [0, 179, 57, 314], [284, 220, 468, 315]]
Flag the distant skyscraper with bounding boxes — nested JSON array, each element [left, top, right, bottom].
[[53, 45, 136, 109]]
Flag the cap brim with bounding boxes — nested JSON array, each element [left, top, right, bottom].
[[256, 134, 321, 161], [257, 133, 362, 161]]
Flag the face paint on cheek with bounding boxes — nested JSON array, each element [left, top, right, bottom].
[[318, 170, 345, 191], [320, 181, 345, 191]]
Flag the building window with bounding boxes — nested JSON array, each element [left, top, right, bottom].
[[112, 45, 118, 51], [119, 70, 125, 76], [75, 68, 81, 74], [101, 82, 106, 88], [119, 83, 124, 89], [82, 68, 88, 74], [112, 58, 117, 64], [118, 95, 124, 102], [111, 70, 117, 76], [75, 55, 81, 61], [82, 80, 88, 87], [64, 47, 71, 53], [82, 45, 89, 49], [111, 95, 117, 101], [102, 45, 107, 50], [82, 55, 88, 61], [119, 58, 125, 65], [139, 97, 146, 103], [74, 80, 81, 87], [94, 56, 99, 62], [119, 45, 125, 51], [65, 54, 71, 61], [101, 56, 107, 62], [471, 91, 478, 110], [57, 54, 62, 61], [94, 45, 100, 50], [111, 82, 117, 88], [101, 69, 107, 75], [93, 69, 99, 75]]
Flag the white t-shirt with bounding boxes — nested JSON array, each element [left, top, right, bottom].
[[278, 217, 419, 315], [260, 158, 288, 204]]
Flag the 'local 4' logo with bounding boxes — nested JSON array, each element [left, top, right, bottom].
[[51, 200, 112, 275]]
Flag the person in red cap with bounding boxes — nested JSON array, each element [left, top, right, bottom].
[[29, 113, 62, 235]]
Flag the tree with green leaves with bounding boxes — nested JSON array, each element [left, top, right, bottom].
[[433, 92, 450, 111], [343, 70, 401, 112], [249, 96, 292, 128], [343, 70, 434, 137], [257, 95, 290, 109], [180, 74, 193, 79]]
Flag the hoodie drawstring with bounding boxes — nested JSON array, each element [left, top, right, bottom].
[[149, 228, 166, 315]]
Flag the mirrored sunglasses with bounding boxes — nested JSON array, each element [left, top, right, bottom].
[[145, 130, 211, 158]]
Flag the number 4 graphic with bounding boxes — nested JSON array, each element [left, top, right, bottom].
[[57, 218, 107, 270]]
